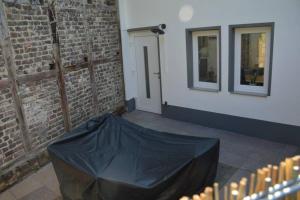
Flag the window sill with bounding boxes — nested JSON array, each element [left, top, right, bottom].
[[230, 90, 269, 97], [189, 87, 220, 93]]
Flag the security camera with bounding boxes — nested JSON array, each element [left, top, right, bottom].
[[158, 24, 167, 30], [151, 28, 165, 35], [151, 24, 167, 35]]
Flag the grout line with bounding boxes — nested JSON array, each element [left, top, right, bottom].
[[8, 189, 18, 200]]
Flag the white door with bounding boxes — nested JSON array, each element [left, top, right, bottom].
[[134, 33, 161, 114]]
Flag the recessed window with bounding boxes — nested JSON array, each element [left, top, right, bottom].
[[229, 23, 274, 96], [186, 27, 221, 91]]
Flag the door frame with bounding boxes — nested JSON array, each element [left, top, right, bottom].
[[129, 30, 163, 114]]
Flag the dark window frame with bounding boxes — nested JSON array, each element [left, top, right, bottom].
[[228, 22, 275, 97], [186, 26, 222, 92]]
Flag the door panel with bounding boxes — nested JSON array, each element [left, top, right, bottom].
[[134, 35, 161, 114]]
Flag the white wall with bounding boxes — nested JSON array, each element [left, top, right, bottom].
[[119, 0, 300, 126]]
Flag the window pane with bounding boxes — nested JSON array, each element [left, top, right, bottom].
[[198, 36, 218, 83], [240, 33, 266, 86]]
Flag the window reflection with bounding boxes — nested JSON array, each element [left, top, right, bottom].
[[240, 33, 266, 86], [198, 36, 218, 83]]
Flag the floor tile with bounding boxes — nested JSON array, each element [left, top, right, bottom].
[[18, 186, 59, 200], [224, 168, 252, 185], [215, 163, 239, 188], [0, 190, 16, 200], [9, 174, 42, 199], [33, 164, 57, 185], [31, 164, 61, 196]]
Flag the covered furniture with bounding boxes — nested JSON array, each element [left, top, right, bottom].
[[48, 114, 219, 200]]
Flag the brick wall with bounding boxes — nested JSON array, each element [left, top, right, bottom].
[[0, 87, 25, 167], [56, 0, 88, 67], [19, 78, 65, 150], [95, 60, 124, 113], [65, 68, 94, 127], [86, 1, 120, 61], [4, 2, 53, 76], [0, 0, 124, 190], [0, 45, 8, 79]]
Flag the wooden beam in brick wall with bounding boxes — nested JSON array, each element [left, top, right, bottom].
[[0, 41, 32, 152], [63, 62, 89, 73], [16, 71, 57, 84], [0, 1, 32, 152], [92, 57, 121, 66], [53, 44, 71, 132], [83, 5, 99, 115], [87, 48, 100, 115], [47, 2, 71, 132]]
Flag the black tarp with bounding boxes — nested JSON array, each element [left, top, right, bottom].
[[48, 114, 219, 200]]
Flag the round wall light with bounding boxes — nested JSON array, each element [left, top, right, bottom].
[[179, 5, 194, 22]]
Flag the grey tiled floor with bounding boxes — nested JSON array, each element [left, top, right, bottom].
[[123, 111, 299, 185], [0, 164, 61, 200], [1, 110, 299, 200]]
